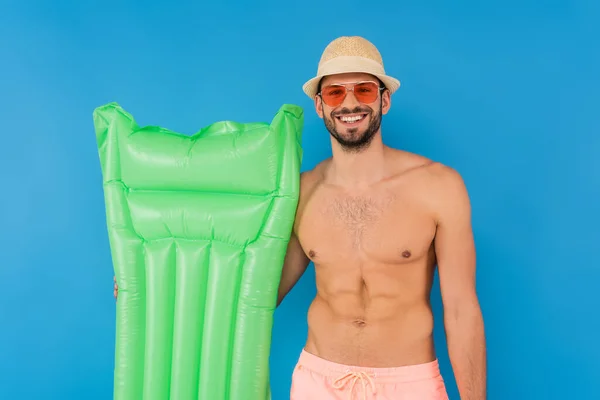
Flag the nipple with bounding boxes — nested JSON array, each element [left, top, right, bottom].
[[308, 250, 316, 258], [401, 250, 412, 258]]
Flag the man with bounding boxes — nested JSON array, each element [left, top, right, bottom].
[[277, 36, 486, 399], [115, 36, 486, 399]]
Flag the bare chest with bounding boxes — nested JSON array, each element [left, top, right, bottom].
[[297, 190, 436, 264]]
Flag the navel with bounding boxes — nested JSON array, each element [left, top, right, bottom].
[[352, 319, 367, 328]]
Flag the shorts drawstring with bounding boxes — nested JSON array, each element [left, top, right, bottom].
[[333, 370, 377, 400]]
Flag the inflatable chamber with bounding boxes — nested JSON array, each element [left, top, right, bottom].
[[93, 103, 303, 400]]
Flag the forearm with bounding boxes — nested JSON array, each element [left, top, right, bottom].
[[445, 302, 487, 400]]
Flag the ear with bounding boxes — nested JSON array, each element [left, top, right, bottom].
[[381, 89, 391, 115], [314, 95, 324, 119]]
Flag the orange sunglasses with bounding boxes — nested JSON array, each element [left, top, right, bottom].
[[318, 80, 384, 107]]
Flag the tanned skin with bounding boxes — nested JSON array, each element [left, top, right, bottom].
[[276, 72, 487, 399], [114, 72, 486, 399]]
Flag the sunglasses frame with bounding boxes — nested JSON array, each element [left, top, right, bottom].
[[317, 80, 386, 107]]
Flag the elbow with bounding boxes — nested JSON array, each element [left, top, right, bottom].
[[443, 295, 484, 332]]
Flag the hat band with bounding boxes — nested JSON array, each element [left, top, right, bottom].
[[317, 56, 386, 78]]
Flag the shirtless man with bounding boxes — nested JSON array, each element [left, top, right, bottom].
[[114, 36, 486, 399], [278, 36, 487, 399]]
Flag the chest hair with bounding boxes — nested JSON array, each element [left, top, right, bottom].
[[326, 194, 392, 248]]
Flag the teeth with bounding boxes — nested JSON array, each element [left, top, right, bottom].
[[340, 115, 364, 123]]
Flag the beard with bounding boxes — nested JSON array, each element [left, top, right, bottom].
[[324, 103, 382, 153]]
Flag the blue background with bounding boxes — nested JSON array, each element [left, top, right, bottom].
[[0, 0, 598, 399]]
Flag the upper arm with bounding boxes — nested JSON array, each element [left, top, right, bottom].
[[433, 166, 478, 316], [277, 230, 310, 306], [276, 171, 313, 306]]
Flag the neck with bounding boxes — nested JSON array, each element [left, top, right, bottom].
[[327, 132, 388, 187]]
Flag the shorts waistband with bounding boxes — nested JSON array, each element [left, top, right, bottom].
[[297, 349, 442, 383]]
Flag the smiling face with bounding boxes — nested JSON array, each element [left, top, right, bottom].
[[316, 72, 391, 152]]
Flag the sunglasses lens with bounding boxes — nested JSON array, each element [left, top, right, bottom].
[[353, 82, 379, 103], [321, 85, 346, 107]]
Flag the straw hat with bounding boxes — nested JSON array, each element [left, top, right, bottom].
[[302, 36, 400, 99]]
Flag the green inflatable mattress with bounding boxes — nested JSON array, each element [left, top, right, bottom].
[[93, 103, 304, 400]]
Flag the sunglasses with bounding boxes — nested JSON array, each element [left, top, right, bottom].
[[318, 80, 384, 107]]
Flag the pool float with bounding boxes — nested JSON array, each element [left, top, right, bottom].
[[93, 102, 303, 399]]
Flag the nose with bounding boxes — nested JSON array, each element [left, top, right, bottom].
[[340, 87, 361, 109]]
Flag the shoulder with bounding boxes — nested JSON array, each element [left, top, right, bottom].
[[299, 158, 330, 194], [424, 162, 467, 192], [387, 148, 435, 177], [292, 161, 328, 234], [296, 160, 329, 209], [388, 149, 470, 220], [421, 162, 471, 223], [388, 147, 465, 191]]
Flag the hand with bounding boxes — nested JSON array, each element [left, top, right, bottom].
[[114, 276, 118, 300]]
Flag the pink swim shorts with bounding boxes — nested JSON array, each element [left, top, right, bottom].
[[290, 350, 449, 400]]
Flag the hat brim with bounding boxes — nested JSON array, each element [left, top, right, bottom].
[[302, 71, 400, 99]]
